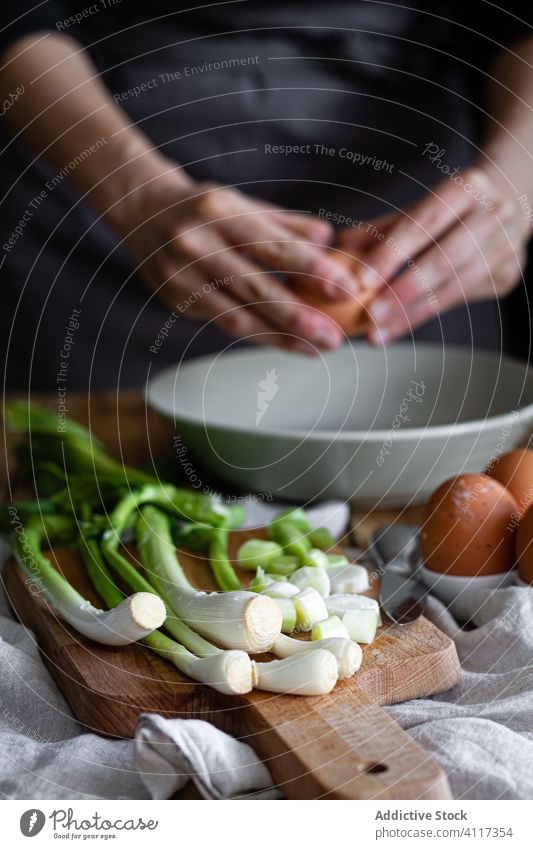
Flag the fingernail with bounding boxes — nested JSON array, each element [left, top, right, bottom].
[[315, 257, 358, 292], [369, 298, 390, 322], [313, 328, 340, 349], [335, 275, 359, 298], [359, 267, 381, 289], [368, 326, 390, 346]]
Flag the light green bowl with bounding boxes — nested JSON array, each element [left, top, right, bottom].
[[146, 342, 533, 508]]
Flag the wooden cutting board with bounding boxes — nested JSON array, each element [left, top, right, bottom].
[[2, 392, 460, 799], [3, 532, 460, 800]]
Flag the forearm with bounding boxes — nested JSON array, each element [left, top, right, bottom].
[[478, 36, 533, 200], [0, 32, 190, 228]]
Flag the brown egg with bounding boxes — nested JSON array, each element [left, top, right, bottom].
[[419, 473, 519, 576], [486, 448, 533, 516], [293, 251, 374, 336], [515, 502, 533, 584]]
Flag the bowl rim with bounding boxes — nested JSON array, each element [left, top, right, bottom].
[[146, 343, 533, 443]]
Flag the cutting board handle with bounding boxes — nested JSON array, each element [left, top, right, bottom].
[[248, 687, 452, 800]]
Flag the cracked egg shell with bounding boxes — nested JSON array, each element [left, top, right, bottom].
[[293, 251, 374, 337], [419, 474, 518, 576]]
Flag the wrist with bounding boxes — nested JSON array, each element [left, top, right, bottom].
[[474, 146, 533, 206], [89, 133, 192, 236]]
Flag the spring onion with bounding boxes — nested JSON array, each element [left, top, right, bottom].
[[135, 506, 281, 652], [260, 581, 299, 599], [293, 587, 329, 631], [326, 593, 382, 625], [328, 564, 370, 594], [6, 401, 154, 487], [237, 539, 283, 570], [251, 650, 338, 695], [249, 566, 274, 593], [290, 565, 330, 598], [79, 522, 253, 694], [302, 548, 330, 570], [342, 609, 379, 644], [269, 519, 311, 561], [271, 598, 297, 633], [272, 634, 362, 679], [271, 508, 311, 533], [268, 554, 299, 576], [311, 615, 350, 641], [308, 527, 335, 550], [13, 515, 165, 646], [326, 553, 350, 569]]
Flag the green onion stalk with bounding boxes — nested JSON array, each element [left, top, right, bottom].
[[11, 513, 165, 645], [135, 506, 281, 652], [79, 505, 253, 694]]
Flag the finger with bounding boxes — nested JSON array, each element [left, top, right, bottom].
[[243, 195, 334, 244], [368, 256, 500, 343], [154, 257, 321, 353], [223, 217, 359, 299], [198, 188, 359, 298], [360, 168, 494, 289], [181, 228, 344, 349], [270, 210, 333, 244], [366, 201, 517, 330], [337, 212, 398, 253]]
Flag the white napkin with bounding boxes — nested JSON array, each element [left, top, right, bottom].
[[135, 715, 282, 799]]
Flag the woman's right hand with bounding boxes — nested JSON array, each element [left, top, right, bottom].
[[110, 159, 360, 352]]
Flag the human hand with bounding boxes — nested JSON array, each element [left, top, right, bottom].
[[112, 162, 361, 352], [338, 168, 529, 343]]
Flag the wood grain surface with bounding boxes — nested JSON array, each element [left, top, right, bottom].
[[2, 392, 460, 799]]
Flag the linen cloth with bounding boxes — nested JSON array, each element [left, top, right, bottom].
[[1, 505, 532, 799]]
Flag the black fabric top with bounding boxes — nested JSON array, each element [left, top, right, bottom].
[[1, 1, 532, 390], [1, 2, 530, 67]]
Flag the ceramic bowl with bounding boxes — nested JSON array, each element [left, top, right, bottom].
[[418, 563, 517, 621], [146, 342, 533, 507]]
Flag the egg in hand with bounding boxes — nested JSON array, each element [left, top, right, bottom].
[[293, 251, 375, 336]]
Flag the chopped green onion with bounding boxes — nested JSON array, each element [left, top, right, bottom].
[[237, 539, 283, 570], [271, 508, 311, 533], [302, 548, 330, 570], [328, 564, 370, 594], [311, 615, 350, 641], [249, 566, 274, 593], [261, 581, 299, 599], [290, 565, 330, 598], [293, 588, 329, 631], [326, 553, 350, 569], [327, 593, 382, 625], [342, 609, 379, 644], [308, 527, 335, 550], [268, 554, 299, 576], [268, 520, 311, 560], [271, 598, 297, 633]]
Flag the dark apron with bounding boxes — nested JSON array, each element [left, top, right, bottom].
[[0, 3, 514, 390]]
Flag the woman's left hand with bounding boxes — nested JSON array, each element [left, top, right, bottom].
[[339, 167, 530, 343]]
